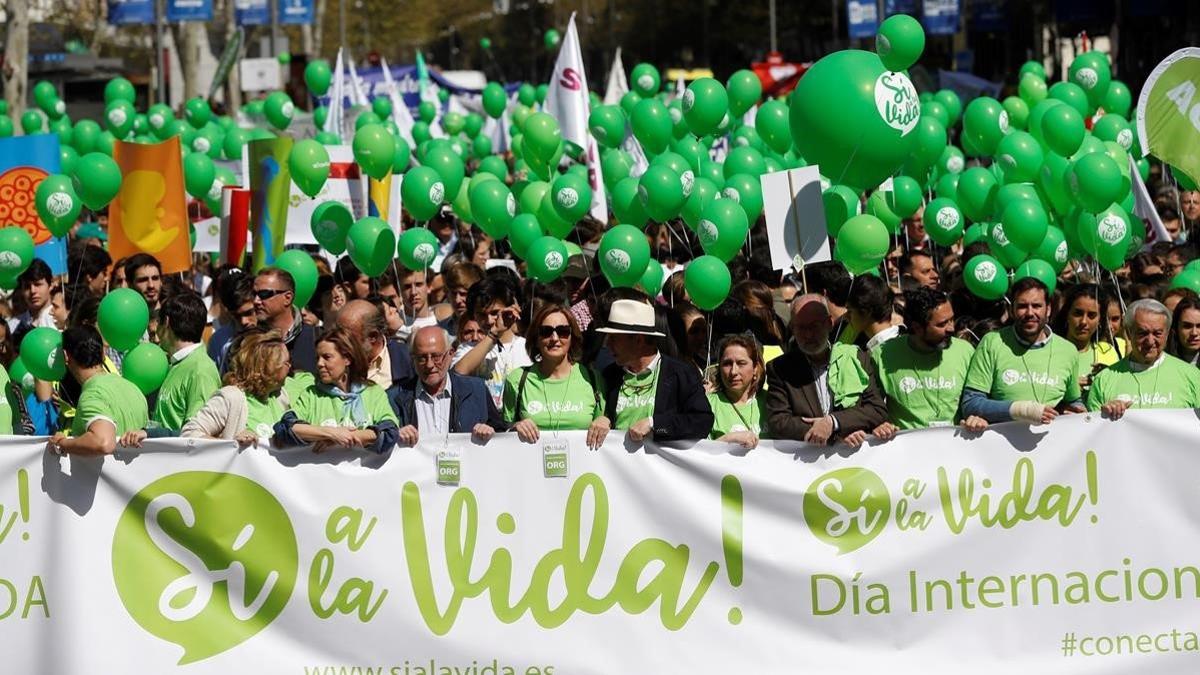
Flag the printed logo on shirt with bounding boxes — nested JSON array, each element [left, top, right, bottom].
[[616, 392, 655, 414], [525, 399, 545, 415], [1001, 368, 1059, 387], [899, 375, 959, 394], [1116, 392, 1173, 406], [255, 423, 272, 439]]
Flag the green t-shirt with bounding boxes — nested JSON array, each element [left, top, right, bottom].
[[502, 363, 603, 430], [873, 336, 975, 430], [71, 373, 149, 437], [707, 391, 767, 439], [246, 394, 286, 440], [283, 372, 315, 406], [1086, 354, 1200, 411], [964, 328, 1082, 405], [614, 360, 662, 430], [290, 382, 398, 429], [0, 365, 12, 435], [153, 346, 222, 431]]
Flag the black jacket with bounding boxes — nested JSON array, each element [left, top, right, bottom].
[[390, 372, 507, 433], [601, 354, 714, 441]]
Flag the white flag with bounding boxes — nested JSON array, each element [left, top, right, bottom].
[[1131, 155, 1172, 245], [323, 48, 346, 142], [380, 57, 417, 150], [345, 51, 369, 108], [603, 47, 628, 105], [545, 13, 608, 224]]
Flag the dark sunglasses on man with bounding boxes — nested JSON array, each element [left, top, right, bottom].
[[255, 288, 289, 301]]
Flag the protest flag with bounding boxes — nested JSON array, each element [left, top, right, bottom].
[[108, 138, 192, 274]]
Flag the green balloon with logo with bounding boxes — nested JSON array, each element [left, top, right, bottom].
[[598, 224, 650, 288]]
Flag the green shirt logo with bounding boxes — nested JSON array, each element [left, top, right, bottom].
[[111, 472, 298, 664]]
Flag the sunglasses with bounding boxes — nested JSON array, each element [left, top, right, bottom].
[[254, 288, 288, 301], [538, 325, 572, 339]]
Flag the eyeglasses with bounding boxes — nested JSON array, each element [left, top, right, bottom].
[[538, 325, 572, 339], [254, 288, 287, 301], [414, 351, 449, 365]]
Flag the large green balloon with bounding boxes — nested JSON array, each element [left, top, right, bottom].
[[1069, 51, 1111, 108], [482, 82, 508, 119], [876, 14, 925, 72], [727, 70, 762, 118], [184, 97, 211, 129], [1018, 73, 1049, 107], [422, 145, 465, 201], [397, 227, 440, 271], [638, 259, 666, 298], [835, 214, 890, 274], [104, 77, 136, 105], [588, 105, 627, 149], [789, 50, 919, 192], [631, 99, 672, 155], [353, 124, 396, 181], [288, 139, 330, 198], [274, 250, 318, 307], [962, 96, 1009, 156], [525, 236, 570, 283], [550, 172, 592, 224], [401, 166, 446, 221], [1068, 152, 1123, 212], [631, 63, 661, 98], [987, 221, 1029, 269], [104, 100, 136, 139], [346, 217, 396, 277], [35, 174, 81, 237], [611, 176, 650, 226], [1030, 225, 1069, 273], [1092, 204, 1131, 271], [925, 197, 964, 246], [508, 214, 543, 259], [0, 227, 35, 279], [305, 59, 333, 96], [963, 254, 1009, 300], [601, 148, 633, 188], [1000, 198, 1049, 252], [888, 175, 924, 219], [20, 327, 65, 381], [638, 165, 685, 222], [684, 255, 732, 310], [523, 112, 562, 161], [823, 185, 862, 237], [957, 166, 999, 222], [598, 224, 651, 288], [372, 96, 393, 121], [1092, 114, 1133, 152], [1040, 104, 1085, 157], [723, 173, 765, 224], [71, 153, 121, 211], [310, 201, 354, 254], [683, 78, 728, 137], [1103, 81, 1132, 119], [537, 192, 574, 239], [469, 178, 516, 239], [723, 146, 767, 179], [995, 130, 1044, 184], [264, 91, 295, 130], [681, 177, 719, 230], [698, 199, 749, 262], [1049, 81, 1089, 118], [98, 288, 150, 352], [756, 101, 792, 155], [182, 152, 216, 199], [122, 342, 169, 395]]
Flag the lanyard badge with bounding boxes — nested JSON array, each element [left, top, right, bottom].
[[542, 440, 569, 478], [436, 449, 461, 486]]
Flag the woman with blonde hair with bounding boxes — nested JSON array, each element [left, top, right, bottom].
[[706, 333, 768, 449], [180, 328, 292, 446]]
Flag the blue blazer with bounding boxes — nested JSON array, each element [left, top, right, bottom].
[[389, 372, 507, 433]]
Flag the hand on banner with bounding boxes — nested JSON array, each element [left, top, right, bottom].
[[472, 424, 496, 442], [234, 430, 259, 448], [802, 415, 835, 445], [313, 427, 362, 453], [514, 419, 541, 444], [718, 430, 760, 450], [961, 416, 989, 434], [586, 416, 611, 449], [398, 425, 420, 446], [842, 430, 868, 449], [119, 430, 148, 448], [1101, 399, 1134, 420], [626, 419, 653, 443], [871, 422, 899, 441], [1010, 401, 1058, 425]]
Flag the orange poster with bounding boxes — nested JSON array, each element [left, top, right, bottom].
[[108, 138, 192, 275]]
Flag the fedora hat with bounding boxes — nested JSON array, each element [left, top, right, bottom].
[[595, 299, 665, 337]]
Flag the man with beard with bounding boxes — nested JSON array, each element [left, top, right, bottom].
[[764, 294, 887, 445], [847, 288, 987, 444], [961, 277, 1085, 424], [1087, 299, 1200, 417]]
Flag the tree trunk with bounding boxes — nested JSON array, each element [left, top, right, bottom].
[[224, 0, 242, 112], [313, 0, 326, 57], [171, 22, 212, 101], [4, 0, 30, 126]]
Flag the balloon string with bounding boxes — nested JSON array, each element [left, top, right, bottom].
[[706, 310, 714, 371], [572, 227, 599, 305]]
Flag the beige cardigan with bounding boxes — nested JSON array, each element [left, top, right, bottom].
[[181, 386, 290, 439]]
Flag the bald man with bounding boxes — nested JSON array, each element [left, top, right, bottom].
[[336, 299, 415, 411], [763, 294, 887, 446]]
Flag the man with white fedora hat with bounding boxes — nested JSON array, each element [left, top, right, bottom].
[[597, 298, 714, 443]]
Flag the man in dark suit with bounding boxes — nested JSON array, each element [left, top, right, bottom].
[[391, 326, 505, 445], [597, 299, 713, 442], [765, 294, 888, 445], [336, 299, 416, 410]]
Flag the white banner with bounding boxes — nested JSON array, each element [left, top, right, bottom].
[[4, 411, 1200, 672]]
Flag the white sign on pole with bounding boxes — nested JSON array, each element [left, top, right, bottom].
[[762, 165, 832, 272], [192, 216, 221, 253], [238, 57, 281, 92]]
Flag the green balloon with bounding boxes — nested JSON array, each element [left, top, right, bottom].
[[876, 14, 925, 72], [631, 99, 671, 155], [21, 110, 44, 135], [508, 214, 543, 259], [35, 173, 81, 237], [935, 172, 960, 201], [477, 155, 508, 182], [104, 77, 136, 105], [1068, 152, 1123, 212], [1069, 51, 1111, 107], [963, 222, 988, 247], [422, 145, 465, 201], [58, 146, 78, 176], [630, 63, 660, 98], [1049, 81, 1089, 118], [1018, 73, 1049, 106], [223, 127, 251, 160], [1092, 114, 1133, 152], [682, 78, 728, 137], [442, 111, 466, 135], [589, 105, 627, 149], [963, 254, 1010, 300], [684, 255, 732, 310], [867, 190, 902, 234], [352, 124, 396, 181], [182, 152, 216, 199], [1031, 225, 1069, 273], [957, 166, 999, 222], [469, 178, 515, 239], [517, 84, 536, 107], [934, 89, 962, 126], [995, 130, 1044, 184], [727, 70, 763, 118], [697, 199, 749, 262], [1020, 61, 1047, 80], [525, 236, 569, 283], [543, 28, 561, 50], [1000, 198, 1049, 252], [598, 224, 651, 288], [310, 201, 354, 254], [0, 227, 34, 278], [464, 113, 484, 139], [0, 115, 12, 138], [1092, 204, 1132, 271], [519, 180, 550, 215], [345, 217, 396, 277], [638, 165, 685, 222], [835, 214, 891, 274], [1103, 81, 1132, 119], [1002, 96, 1031, 131], [724, 146, 767, 179], [354, 111, 382, 131], [272, 250, 318, 307], [98, 288, 150, 352], [681, 177, 719, 230], [601, 148, 633, 188], [611, 176, 650, 226], [401, 166, 446, 221], [483, 82, 508, 119], [184, 97, 211, 129], [925, 197, 964, 246], [823, 185, 862, 237], [922, 101, 950, 129], [1040, 104, 1085, 157], [104, 100, 136, 139], [619, 91, 641, 117], [522, 111, 562, 162], [963, 96, 1008, 156], [723, 173, 765, 224], [536, 192, 574, 239], [395, 226, 439, 272], [550, 172, 591, 224], [288, 139, 330, 198], [888, 175, 924, 219], [988, 221, 1029, 269], [146, 104, 175, 138], [20, 327, 65, 381], [790, 50, 919, 192], [9, 356, 33, 393], [264, 91, 295, 130], [371, 96, 393, 121], [305, 60, 333, 96]]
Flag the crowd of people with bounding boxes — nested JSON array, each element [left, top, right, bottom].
[[2, 167, 1200, 456]]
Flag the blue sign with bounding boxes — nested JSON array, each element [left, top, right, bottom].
[[235, 0, 269, 25], [279, 0, 314, 25], [885, 0, 918, 15], [921, 0, 960, 35], [0, 135, 67, 275], [969, 0, 1006, 31], [166, 0, 213, 21], [107, 0, 154, 25], [847, 0, 880, 39]]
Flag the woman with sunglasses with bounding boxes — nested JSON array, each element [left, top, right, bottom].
[[276, 327, 400, 453], [707, 334, 768, 449], [502, 304, 610, 448]]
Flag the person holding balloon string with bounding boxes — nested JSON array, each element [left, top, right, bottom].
[[503, 303, 611, 449]]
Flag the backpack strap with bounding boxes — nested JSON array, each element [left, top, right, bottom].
[[513, 366, 532, 421]]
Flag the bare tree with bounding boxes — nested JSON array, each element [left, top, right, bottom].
[[171, 22, 213, 102], [224, 0, 242, 111], [4, 0, 30, 125]]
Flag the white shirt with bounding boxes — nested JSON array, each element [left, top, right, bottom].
[[171, 343, 202, 364], [866, 325, 902, 353], [452, 336, 532, 408], [415, 376, 453, 435], [396, 311, 439, 344]]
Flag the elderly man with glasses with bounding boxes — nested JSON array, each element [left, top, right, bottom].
[[390, 325, 505, 446]]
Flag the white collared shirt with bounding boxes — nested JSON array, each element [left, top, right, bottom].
[[171, 343, 202, 364], [866, 325, 902, 353], [415, 376, 453, 435]]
